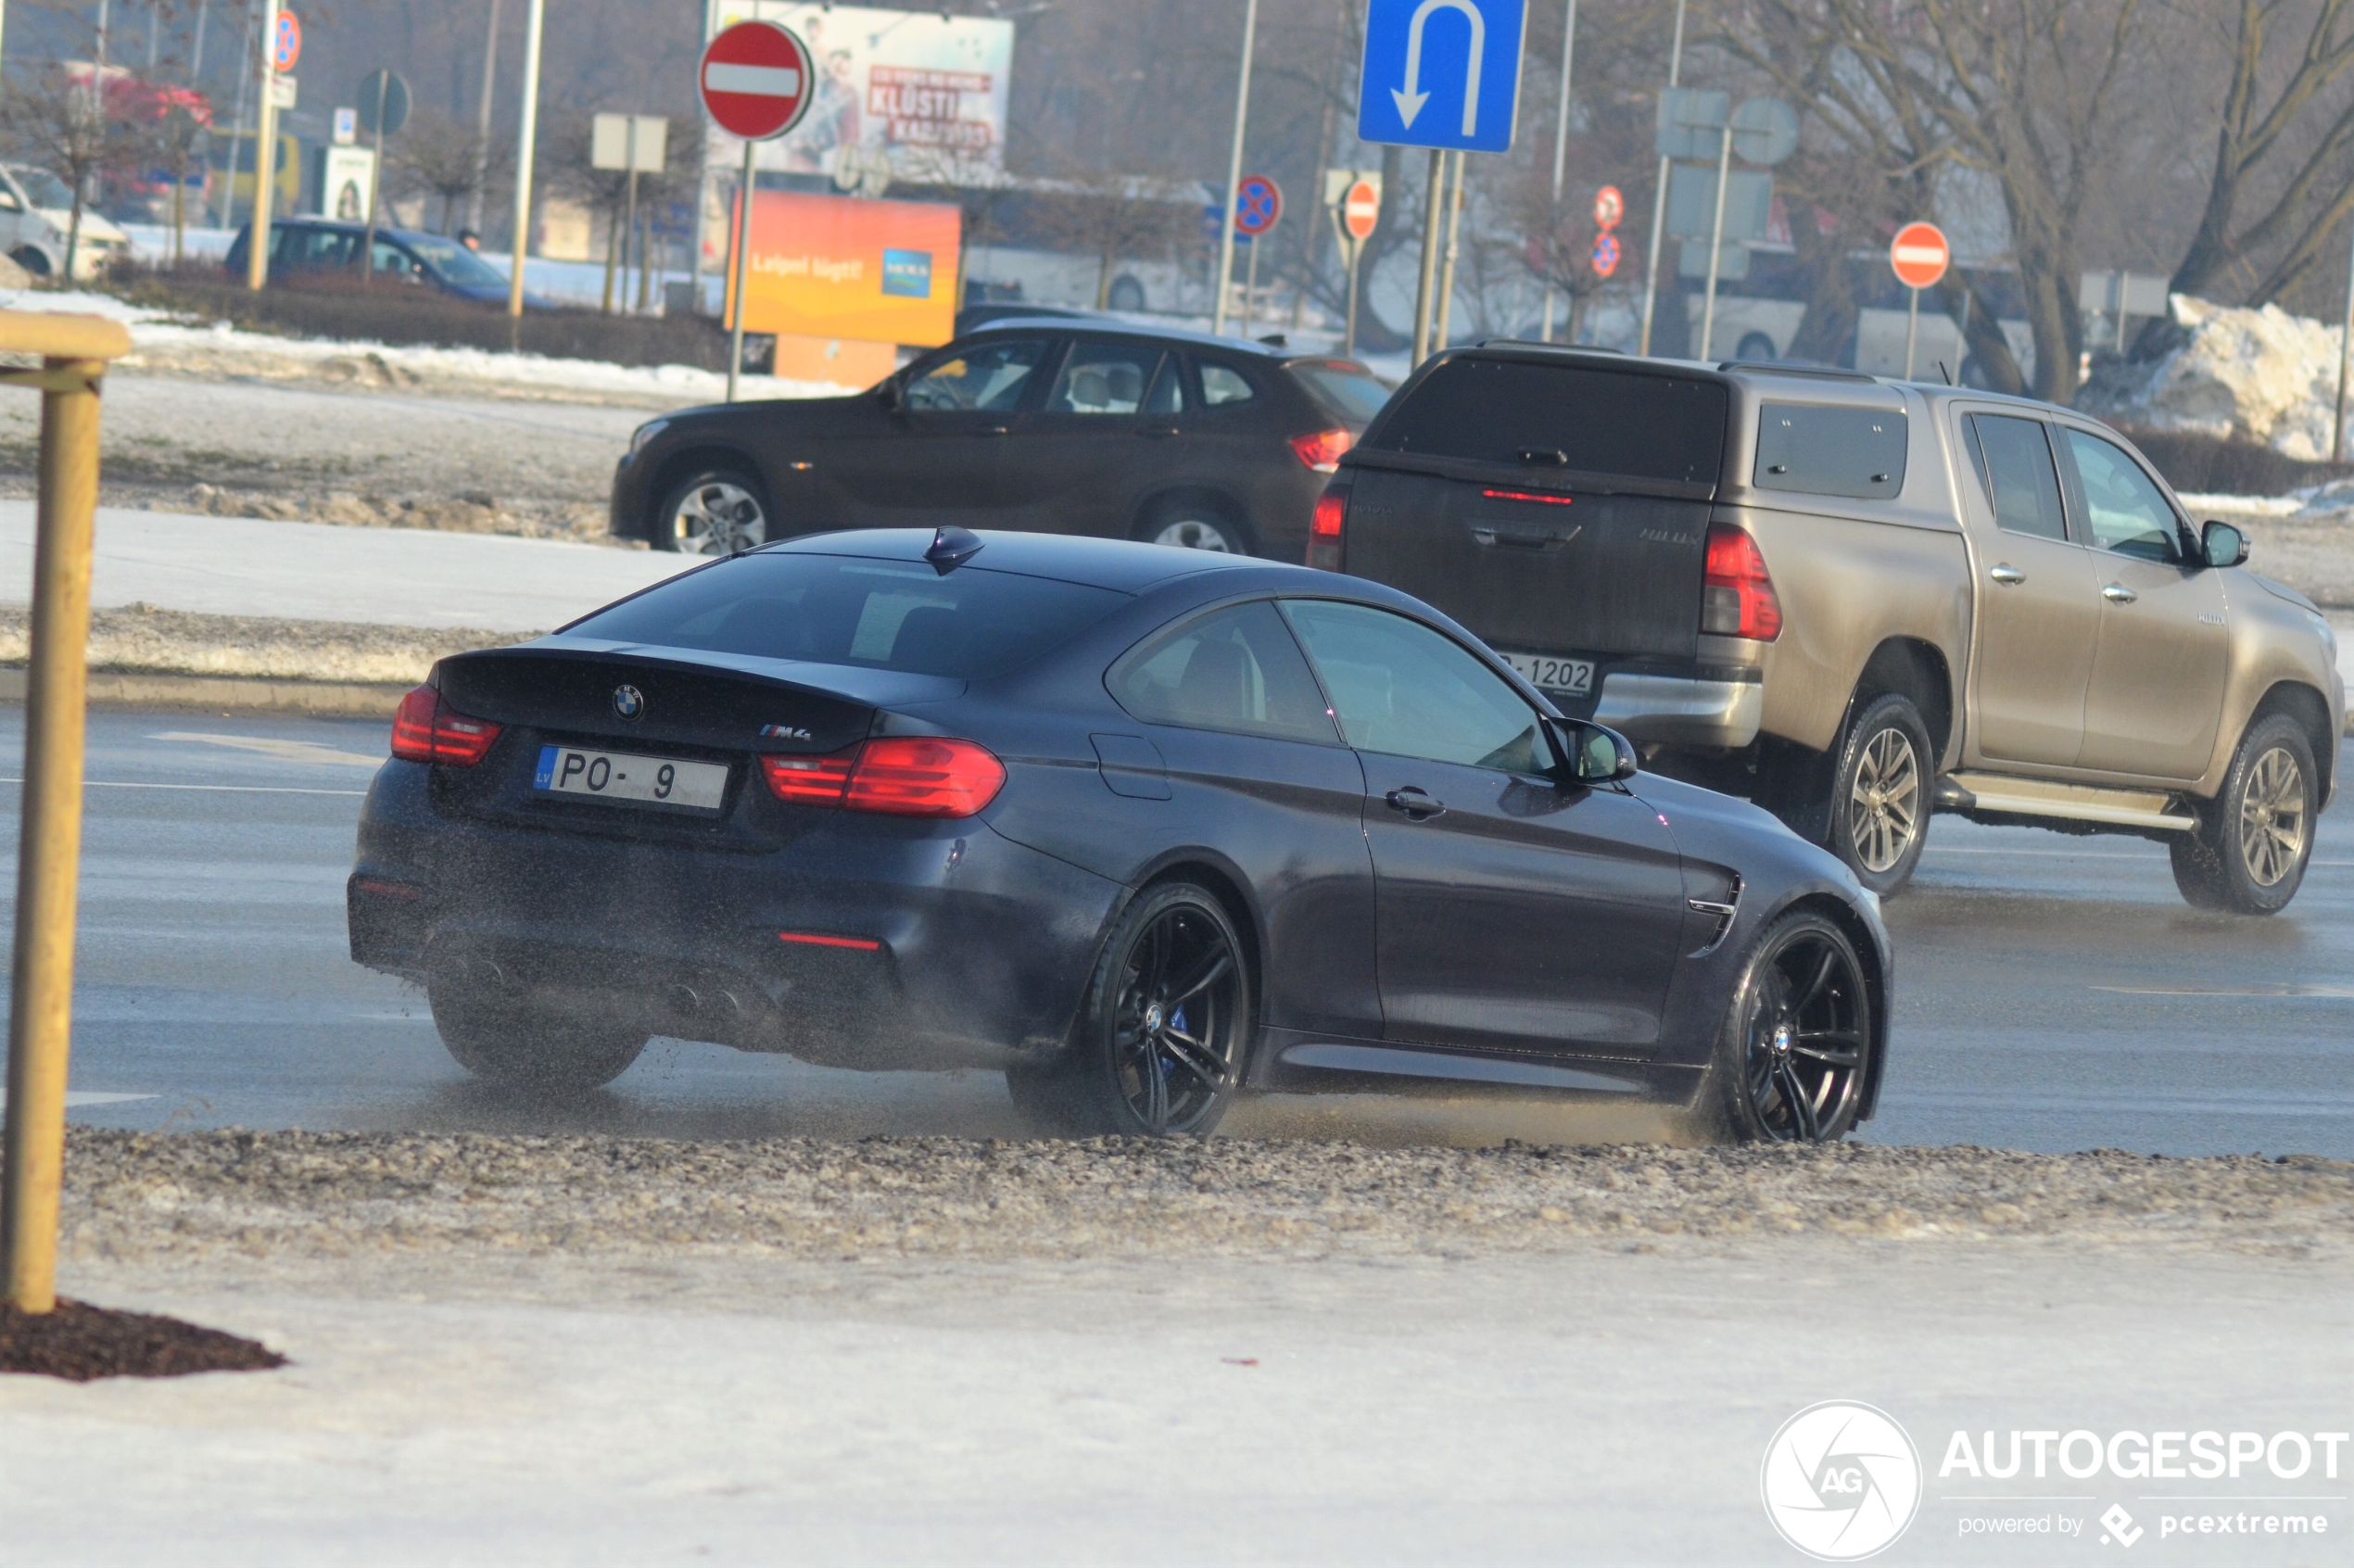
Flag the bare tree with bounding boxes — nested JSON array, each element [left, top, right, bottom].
[[1029, 171, 1199, 308], [388, 107, 509, 234], [0, 74, 157, 279]]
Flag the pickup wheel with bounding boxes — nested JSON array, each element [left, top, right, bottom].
[[2170, 713, 2316, 915], [1825, 692, 1931, 897]]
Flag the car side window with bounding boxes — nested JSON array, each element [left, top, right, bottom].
[[372, 240, 422, 282], [2063, 429, 2180, 561], [1108, 601, 1338, 744], [1045, 343, 1161, 416], [1199, 362, 1257, 408], [1967, 414, 2069, 542], [905, 339, 1047, 413], [1281, 599, 1555, 775]]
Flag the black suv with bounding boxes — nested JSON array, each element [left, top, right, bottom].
[[609, 320, 1392, 560]]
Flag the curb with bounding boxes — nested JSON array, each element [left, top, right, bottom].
[[0, 667, 409, 717]]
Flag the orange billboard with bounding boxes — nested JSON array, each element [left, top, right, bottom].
[[724, 190, 960, 348]]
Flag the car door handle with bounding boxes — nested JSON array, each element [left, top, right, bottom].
[[2102, 582, 2138, 603], [1989, 564, 2026, 585], [1385, 787, 1445, 819], [1137, 425, 1180, 438]]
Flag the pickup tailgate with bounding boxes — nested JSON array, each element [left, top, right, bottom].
[[1343, 467, 1710, 659], [1339, 356, 1728, 670]]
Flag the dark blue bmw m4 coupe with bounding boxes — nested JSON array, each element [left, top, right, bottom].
[[348, 527, 1892, 1142]]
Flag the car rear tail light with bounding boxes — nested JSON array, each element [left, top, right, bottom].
[[390, 685, 503, 765], [1289, 427, 1353, 473], [761, 738, 1006, 818], [760, 749, 858, 805], [1702, 525, 1783, 640], [1309, 487, 1348, 572]]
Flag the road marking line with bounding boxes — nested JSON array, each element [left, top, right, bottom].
[[2093, 985, 2354, 998], [0, 778, 368, 796], [151, 730, 385, 768], [0, 1091, 158, 1108]]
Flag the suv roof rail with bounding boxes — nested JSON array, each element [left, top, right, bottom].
[[1716, 360, 1879, 383], [1475, 338, 1623, 353]]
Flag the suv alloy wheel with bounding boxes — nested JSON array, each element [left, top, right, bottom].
[[2170, 712, 2318, 915]]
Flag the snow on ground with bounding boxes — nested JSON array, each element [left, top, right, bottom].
[[0, 503, 694, 631], [0, 286, 858, 404], [2080, 294, 2354, 459]]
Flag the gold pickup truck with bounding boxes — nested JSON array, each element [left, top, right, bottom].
[[1314, 348, 2343, 914]]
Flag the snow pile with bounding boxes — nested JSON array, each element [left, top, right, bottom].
[[2081, 295, 2349, 460], [0, 287, 859, 403]]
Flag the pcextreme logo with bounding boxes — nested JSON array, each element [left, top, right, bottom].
[[1761, 1401, 1924, 1561]]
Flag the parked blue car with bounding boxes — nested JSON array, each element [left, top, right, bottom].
[[223, 217, 558, 310]]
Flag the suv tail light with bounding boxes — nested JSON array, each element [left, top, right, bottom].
[[1702, 525, 1782, 640], [1309, 487, 1348, 572], [390, 685, 502, 765], [1289, 427, 1353, 473], [761, 738, 1006, 818]]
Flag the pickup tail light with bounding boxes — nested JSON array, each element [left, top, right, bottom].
[[1701, 525, 1782, 640], [390, 685, 502, 765], [762, 738, 1006, 818], [1289, 427, 1353, 473], [1309, 487, 1348, 572]]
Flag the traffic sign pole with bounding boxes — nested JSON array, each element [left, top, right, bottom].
[[1411, 149, 1443, 366], [1887, 222, 1951, 381], [1699, 118, 1732, 359], [1436, 150, 1467, 353], [728, 139, 756, 401], [1906, 286, 1920, 381], [507, 0, 545, 322], [1638, 0, 1688, 355], [1539, 0, 1577, 343], [1212, 0, 1260, 337], [701, 19, 817, 398]]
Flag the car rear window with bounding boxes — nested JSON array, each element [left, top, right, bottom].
[[1753, 403, 1906, 499], [566, 553, 1128, 678], [1290, 361, 1393, 424], [1367, 360, 1727, 486]]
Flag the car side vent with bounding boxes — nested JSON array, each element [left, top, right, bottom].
[[1687, 876, 1741, 956]]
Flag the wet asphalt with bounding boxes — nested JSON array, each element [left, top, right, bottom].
[[6, 708, 2348, 1158]]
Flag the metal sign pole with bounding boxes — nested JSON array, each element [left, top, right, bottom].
[[1242, 236, 1259, 338], [1346, 235, 1362, 358], [1638, 0, 1688, 355], [1905, 285, 1920, 381], [1435, 149, 1466, 352], [1211, 0, 1260, 336], [1539, 0, 1576, 342], [1698, 122, 1731, 359], [624, 120, 641, 318], [244, 20, 276, 291], [361, 73, 386, 289], [1410, 148, 1444, 366], [2335, 224, 2354, 462], [727, 138, 754, 403], [506, 0, 545, 321]]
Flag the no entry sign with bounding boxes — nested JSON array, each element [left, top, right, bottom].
[[1235, 174, 1283, 237], [701, 20, 815, 142], [1342, 179, 1380, 241], [1890, 221, 1950, 290]]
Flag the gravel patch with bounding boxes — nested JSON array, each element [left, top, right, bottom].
[[60, 1130, 2354, 1268], [0, 602, 526, 685]]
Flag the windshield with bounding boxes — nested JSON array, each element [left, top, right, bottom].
[[565, 551, 1129, 679], [400, 234, 508, 289], [1292, 361, 1393, 424], [10, 169, 75, 209]]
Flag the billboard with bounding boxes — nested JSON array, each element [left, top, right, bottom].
[[703, 2, 1014, 182], [723, 189, 960, 346]]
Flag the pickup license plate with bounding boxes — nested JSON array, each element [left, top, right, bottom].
[[533, 745, 729, 813], [1500, 651, 1596, 697]]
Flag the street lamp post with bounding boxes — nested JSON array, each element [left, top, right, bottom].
[[1210, 0, 1259, 336], [506, 0, 544, 321], [1538, 0, 1576, 342], [1637, 0, 1688, 356]]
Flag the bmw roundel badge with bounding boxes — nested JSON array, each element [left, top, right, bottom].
[[612, 684, 645, 719]]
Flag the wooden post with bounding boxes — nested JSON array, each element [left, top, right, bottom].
[[0, 310, 130, 1314]]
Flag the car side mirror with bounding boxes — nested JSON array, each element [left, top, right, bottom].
[[1550, 717, 1638, 785], [879, 376, 905, 412], [2200, 520, 2248, 569]]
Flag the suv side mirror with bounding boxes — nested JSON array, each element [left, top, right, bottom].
[[2200, 520, 2248, 569], [1549, 717, 1639, 784]]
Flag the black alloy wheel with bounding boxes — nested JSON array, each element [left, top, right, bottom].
[[429, 981, 649, 1092], [1827, 692, 1932, 897], [1006, 882, 1251, 1138], [655, 467, 770, 555], [2170, 712, 2318, 916], [1710, 910, 1871, 1144]]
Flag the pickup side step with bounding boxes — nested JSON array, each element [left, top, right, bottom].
[[1936, 772, 2199, 832]]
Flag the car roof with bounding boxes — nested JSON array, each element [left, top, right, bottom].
[[762, 527, 1324, 594], [265, 217, 441, 247], [1445, 339, 2072, 417], [962, 317, 1296, 360]]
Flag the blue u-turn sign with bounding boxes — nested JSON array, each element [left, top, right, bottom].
[[1357, 0, 1526, 153]]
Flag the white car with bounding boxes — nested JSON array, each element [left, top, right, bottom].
[[0, 166, 130, 282]]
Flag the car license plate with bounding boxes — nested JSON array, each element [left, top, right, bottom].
[[1501, 651, 1596, 697], [533, 745, 729, 813]]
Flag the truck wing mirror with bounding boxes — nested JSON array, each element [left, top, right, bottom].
[[2200, 520, 2248, 569]]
